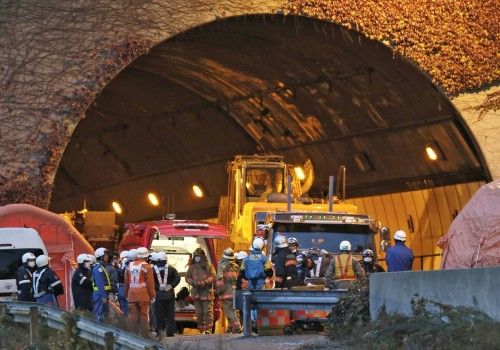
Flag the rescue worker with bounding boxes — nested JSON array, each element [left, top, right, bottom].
[[386, 230, 414, 272], [152, 251, 180, 338], [241, 237, 273, 330], [148, 252, 160, 335], [125, 246, 156, 337], [33, 255, 64, 306], [116, 250, 129, 316], [103, 250, 118, 297], [235, 251, 248, 290], [361, 249, 385, 274], [272, 235, 298, 289], [16, 252, 36, 301], [287, 237, 315, 286], [92, 247, 112, 322], [186, 247, 216, 334], [241, 237, 273, 290], [325, 241, 364, 290], [216, 248, 242, 334], [72, 254, 93, 311]]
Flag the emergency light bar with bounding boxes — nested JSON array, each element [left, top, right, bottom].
[[173, 223, 210, 230]]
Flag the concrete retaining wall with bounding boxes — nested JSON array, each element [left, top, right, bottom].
[[370, 266, 500, 321]]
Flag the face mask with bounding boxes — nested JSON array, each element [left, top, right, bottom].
[[194, 256, 202, 263], [27, 261, 35, 268], [363, 257, 372, 263], [84, 262, 91, 269]]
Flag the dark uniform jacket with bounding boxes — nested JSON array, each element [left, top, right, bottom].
[[71, 265, 93, 310], [117, 261, 128, 284], [386, 242, 414, 272], [362, 262, 385, 274], [272, 247, 298, 288], [104, 262, 118, 293], [294, 251, 315, 285], [16, 265, 36, 301], [33, 267, 64, 297], [152, 262, 181, 300]]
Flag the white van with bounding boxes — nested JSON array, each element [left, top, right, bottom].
[[0, 227, 48, 299]]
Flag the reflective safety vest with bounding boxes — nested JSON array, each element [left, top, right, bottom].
[[92, 263, 111, 292], [33, 268, 47, 297], [334, 254, 355, 281], [128, 261, 148, 289], [33, 268, 61, 297], [153, 265, 168, 290]]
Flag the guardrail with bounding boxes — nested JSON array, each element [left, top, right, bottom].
[[234, 289, 346, 336], [0, 301, 166, 350]]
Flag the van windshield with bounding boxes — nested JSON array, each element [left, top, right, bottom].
[[165, 253, 191, 274], [0, 249, 44, 279], [272, 223, 372, 254]]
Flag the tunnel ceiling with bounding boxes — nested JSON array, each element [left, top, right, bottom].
[[50, 15, 489, 222]]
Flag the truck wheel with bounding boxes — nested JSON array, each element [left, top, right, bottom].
[[176, 325, 184, 334], [283, 326, 294, 335]]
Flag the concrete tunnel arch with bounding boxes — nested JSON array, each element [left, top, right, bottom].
[[49, 15, 491, 246]]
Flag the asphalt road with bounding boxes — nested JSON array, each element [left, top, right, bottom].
[[160, 333, 343, 350]]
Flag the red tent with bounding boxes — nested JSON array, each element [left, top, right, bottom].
[[438, 180, 500, 269], [0, 204, 94, 309]]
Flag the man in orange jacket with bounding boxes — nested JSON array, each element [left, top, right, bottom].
[[125, 246, 156, 337]]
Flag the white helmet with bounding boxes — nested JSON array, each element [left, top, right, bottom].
[[394, 230, 407, 241], [252, 237, 265, 250], [136, 247, 149, 259], [223, 247, 235, 260], [237, 251, 248, 260], [36, 255, 50, 267], [156, 252, 168, 261], [94, 247, 108, 259], [87, 254, 96, 265], [21, 252, 36, 264], [339, 240, 352, 251], [149, 252, 159, 262], [77, 254, 90, 264], [128, 249, 138, 261], [119, 251, 129, 260], [274, 235, 288, 248]]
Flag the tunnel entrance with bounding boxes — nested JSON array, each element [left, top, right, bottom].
[[50, 14, 490, 230]]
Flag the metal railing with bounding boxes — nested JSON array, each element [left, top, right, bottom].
[[234, 289, 346, 336], [0, 301, 166, 350], [378, 253, 442, 270]]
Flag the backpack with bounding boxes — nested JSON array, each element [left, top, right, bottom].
[[244, 251, 267, 280]]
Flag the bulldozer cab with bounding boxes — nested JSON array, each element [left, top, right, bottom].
[[245, 166, 285, 200], [218, 155, 288, 248]]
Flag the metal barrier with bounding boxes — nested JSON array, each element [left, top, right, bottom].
[[378, 253, 442, 270], [234, 289, 346, 336], [0, 301, 166, 350]]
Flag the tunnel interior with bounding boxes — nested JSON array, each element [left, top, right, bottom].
[[50, 15, 489, 224]]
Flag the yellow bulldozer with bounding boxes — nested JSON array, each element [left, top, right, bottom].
[[217, 154, 363, 252]]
